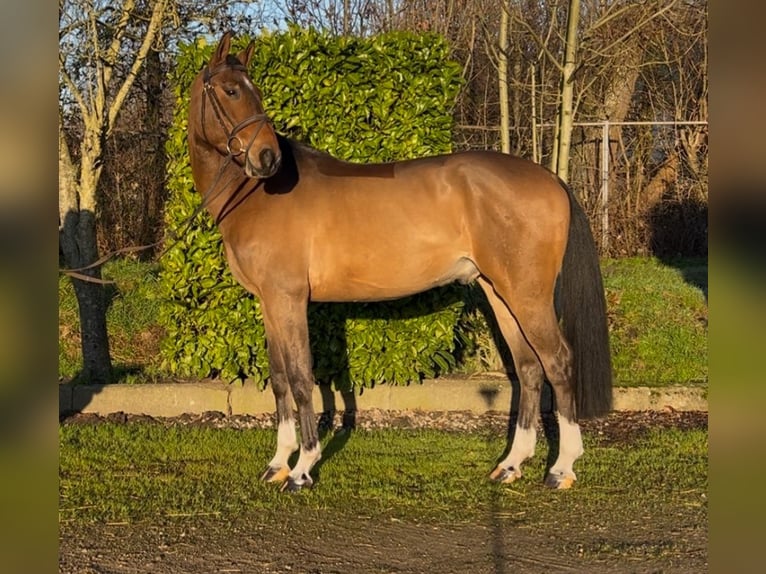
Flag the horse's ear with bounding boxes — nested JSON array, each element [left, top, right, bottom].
[[236, 40, 256, 68], [210, 31, 234, 67]]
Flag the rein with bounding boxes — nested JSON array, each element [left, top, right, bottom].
[[59, 155, 236, 285], [59, 63, 272, 286]]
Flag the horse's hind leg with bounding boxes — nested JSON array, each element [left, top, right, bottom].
[[478, 278, 544, 484], [261, 372, 298, 484], [478, 275, 582, 489], [503, 303, 582, 489], [259, 290, 321, 492]]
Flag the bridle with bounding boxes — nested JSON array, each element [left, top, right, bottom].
[[201, 62, 273, 162], [198, 62, 277, 225]]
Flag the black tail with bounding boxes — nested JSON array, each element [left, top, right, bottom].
[[559, 183, 613, 418]]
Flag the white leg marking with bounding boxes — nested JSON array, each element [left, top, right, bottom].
[[289, 444, 322, 486], [268, 419, 298, 470], [499, 424, 537, 473], [549, 414, 583, 480]]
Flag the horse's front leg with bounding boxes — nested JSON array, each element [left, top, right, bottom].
[[282, 364, 321, 492], [259, 290, 320, 492], [260, 367, 298, 484]]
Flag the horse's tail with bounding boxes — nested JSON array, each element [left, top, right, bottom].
[[559, 182, 613, 419]]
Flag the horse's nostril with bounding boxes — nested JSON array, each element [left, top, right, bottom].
[[260, 148, 276, 171]]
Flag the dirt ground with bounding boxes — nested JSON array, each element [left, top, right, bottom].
[[59, 410, 707, 574]]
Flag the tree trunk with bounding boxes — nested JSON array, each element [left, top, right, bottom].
[[59, 123, 113, 384], [343, 0, 350, 35], [577, 36, 642, 198], [70, 211, 113, 385], [144, 44, 165, 255], [498, 3, 510, 153], [555, 0, 581, 182], [643, 152, 680, 208], [511, 53, 522, 155]]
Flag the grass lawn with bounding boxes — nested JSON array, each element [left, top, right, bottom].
[[601, 257, 707, 387], [59, 422, 707, 526]]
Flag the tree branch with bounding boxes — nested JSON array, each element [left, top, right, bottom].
[[585, 0, 678, 61], [511, 10, 563, 73], [88, 6, 105, 128], [59, 58, 90, 124], [107, 0, 170, 136], [102, 0, 137, 88], [585, 2, 638, 35]]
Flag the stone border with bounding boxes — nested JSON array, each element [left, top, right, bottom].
[[59, 377, 707, 418]]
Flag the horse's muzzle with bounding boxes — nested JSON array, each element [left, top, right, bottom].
[[246, 147, 281, 179]]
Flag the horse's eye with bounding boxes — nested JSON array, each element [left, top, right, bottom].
[[223, 87, 238, 97]]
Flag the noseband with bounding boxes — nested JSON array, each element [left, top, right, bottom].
[[201, 63, 272, 159]]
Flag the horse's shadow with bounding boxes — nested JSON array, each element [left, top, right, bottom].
[[308, 288, 466, 481], [311, 384, 357, 482]]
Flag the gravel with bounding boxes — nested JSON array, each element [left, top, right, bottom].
[[60, 408, 707, 445]]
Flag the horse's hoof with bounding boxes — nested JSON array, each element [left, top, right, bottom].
[[280, 475, 313, 493], [261, 466, 290, 483], [490, 466, 521, 484], [544, 472, 576, 490]]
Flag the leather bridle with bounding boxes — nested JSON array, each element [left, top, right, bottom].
[[201, 62, 273, 161]]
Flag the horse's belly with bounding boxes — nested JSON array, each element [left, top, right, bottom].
[[309, 254, 478, 302]]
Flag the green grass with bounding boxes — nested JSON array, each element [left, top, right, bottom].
[[601, 257, 707, 387], [59, 256, 707, 387], [58, 259, 165, 382], [59, 423, 707, 526]]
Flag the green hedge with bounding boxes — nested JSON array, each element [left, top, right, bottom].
[[159, 28, 464, 389]]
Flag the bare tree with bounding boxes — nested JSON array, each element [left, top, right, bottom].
[[552, 0, 580, 181], [639, 0, 707, 203], [497, 2, 511, 153], [267, 0, 393, 36], [59, 0, 172, 383]]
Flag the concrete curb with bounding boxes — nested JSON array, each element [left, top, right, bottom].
[[59, 377, 707, 418]]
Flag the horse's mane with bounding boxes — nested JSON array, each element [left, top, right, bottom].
[[277, 134, 396, 179], [279, 134, 335, 162]]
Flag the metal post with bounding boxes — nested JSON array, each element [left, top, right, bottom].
[[600, 121, 609, 253]]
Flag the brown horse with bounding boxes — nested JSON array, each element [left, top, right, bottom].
[[187, 32, 612, 492]]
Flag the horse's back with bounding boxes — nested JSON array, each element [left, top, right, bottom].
[[289, 146, 571, 301], [287, 142, 568, 222]]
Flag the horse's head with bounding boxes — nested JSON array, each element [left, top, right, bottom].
[[190, 31, 281, 179]]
